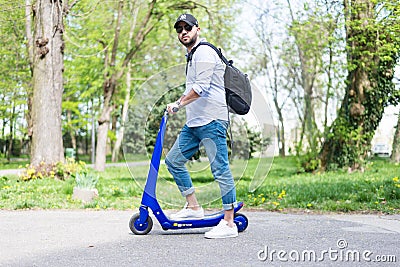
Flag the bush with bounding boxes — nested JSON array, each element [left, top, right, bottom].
[[296, 152, 321, 173], [75, 171, 99, 189], [19, 158, 87, 181]]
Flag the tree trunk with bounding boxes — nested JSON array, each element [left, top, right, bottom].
[[287, 0, 319, 154], [67, 107, 77, 150], [304, 88, 316, 152], [25, 0, 34, 148], [111, 3, 139, 163], [275, 108, 285, 157], [94, 0, 160, 171], [280, 121, 286, 157], [91, 100, 96, 164], [30, 0, 65, 166], [7, 105, 15, 162], [319, 0, 397, 171], [94, 0, 124, 172], [112, 71, 131, 162], [1, 118, 5, 155], [95, 82, 115, 171], [391, 112, 400, 163], [323, 33, 335, 133]]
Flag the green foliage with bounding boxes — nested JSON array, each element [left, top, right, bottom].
[[0, 0, 242, 162], [1, 157, 399, 213], [296, 152, 321, 173], [323, 117, 374, 170], [247, 157, 400, 213], [229, 120, 272, 160], [320, 0, 400, 170], [19, 158, 87, 181], [2, 0, 398, 174], [144, 85, 186, 155], [75, 171, 99, 189], [0, 1, 31, 147], [245, 190, 287, 211]]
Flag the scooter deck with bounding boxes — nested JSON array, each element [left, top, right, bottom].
[[158, 202, 244, 230]]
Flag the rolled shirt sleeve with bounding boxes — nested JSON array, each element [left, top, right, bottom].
[[191, 49, 217, 96], [184, 40, 228, 127]]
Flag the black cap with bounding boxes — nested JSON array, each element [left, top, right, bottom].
[[174, 14, 198, 28]]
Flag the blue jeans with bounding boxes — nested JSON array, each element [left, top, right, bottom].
[[165, 120, 237, 210]]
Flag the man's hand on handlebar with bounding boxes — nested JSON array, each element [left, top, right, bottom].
[[167, 101, 180, 114]]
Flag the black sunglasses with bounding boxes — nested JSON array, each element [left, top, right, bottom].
[[175, 24, 193, 34]]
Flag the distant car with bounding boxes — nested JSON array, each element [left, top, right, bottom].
[[372, 143, 391, 157]]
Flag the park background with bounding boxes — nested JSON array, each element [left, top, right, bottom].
[[0, 0, 399, 213]]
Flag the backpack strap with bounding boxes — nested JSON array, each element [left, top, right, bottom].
[[185, 42, 235, 156], [187, 42, 231, 65]]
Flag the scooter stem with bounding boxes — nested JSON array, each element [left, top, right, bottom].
[[143, 111, 168, 198]]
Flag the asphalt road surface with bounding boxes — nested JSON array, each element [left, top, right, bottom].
[[0, 210, 399, 266]]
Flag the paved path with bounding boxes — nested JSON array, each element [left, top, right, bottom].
[[0, 210, 399, 266], [0, 169, 22, 176]]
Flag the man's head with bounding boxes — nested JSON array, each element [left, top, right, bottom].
[[174, 14, 200, 48]]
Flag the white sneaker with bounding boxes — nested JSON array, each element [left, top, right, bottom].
[[204, 219, 238, 239], [170, 203, 204, 220]]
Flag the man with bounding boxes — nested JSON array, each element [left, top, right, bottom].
[[165, 13, 238, 239]]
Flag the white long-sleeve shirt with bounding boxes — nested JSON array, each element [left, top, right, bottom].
[[184, 38, 228, 127]]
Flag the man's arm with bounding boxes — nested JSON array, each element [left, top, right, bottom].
[[179, 89, 200, 106], [167, 46, 217, 114], [167, 89, 200, 114]]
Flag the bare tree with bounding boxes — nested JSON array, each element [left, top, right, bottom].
[[246, 4, 293, 157], [286, 0, 324, 154]]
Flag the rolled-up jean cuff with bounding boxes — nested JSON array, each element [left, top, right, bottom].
[[223, 201, 238, 211], [180, 187, 195, 197]]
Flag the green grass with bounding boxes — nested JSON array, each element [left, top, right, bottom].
[[0, 153, 148, 170], [0, 156, 399, 213], [245, 157, 400, 213], [0, 158, 30, 170]]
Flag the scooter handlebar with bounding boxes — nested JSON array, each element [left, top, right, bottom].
[[164, 106, 179, 116]]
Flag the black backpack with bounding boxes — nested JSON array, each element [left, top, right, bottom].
[[186, 42, 252, 115]]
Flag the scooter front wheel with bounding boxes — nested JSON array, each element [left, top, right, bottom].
[[234, 213, 248, 232], [129, 213, 153, 235]]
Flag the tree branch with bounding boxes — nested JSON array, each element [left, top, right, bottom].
[[25, 0, 34, 69], [111, 0, 124, 67], [118, 0, 160, 78]]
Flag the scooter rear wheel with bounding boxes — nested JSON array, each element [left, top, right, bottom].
[[234, 213, 248, 232], [129, 213, 153, 235]]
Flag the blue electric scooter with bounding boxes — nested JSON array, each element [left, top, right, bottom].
[[129, 110, 248, 235]]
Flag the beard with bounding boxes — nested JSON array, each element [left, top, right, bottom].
[[179, 34, 197, 48]]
